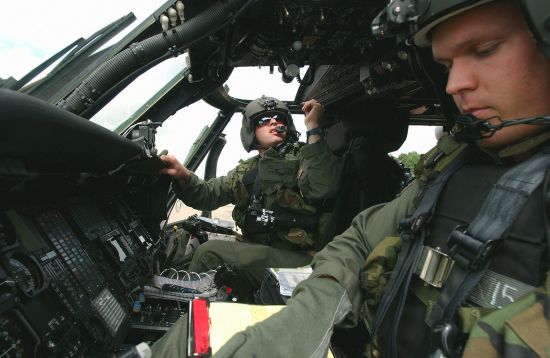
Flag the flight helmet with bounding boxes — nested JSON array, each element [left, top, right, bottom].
[[240, 95, 296, 152], [371, 0, 550, 132], [372, 0, 549, 61]]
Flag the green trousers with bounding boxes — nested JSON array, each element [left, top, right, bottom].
[[187, 240, 313, 291], [151, 313, 188, 358]]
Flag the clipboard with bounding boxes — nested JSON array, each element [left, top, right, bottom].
[[188, 300, 334, 357]]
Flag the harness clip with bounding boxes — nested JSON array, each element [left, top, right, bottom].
[[447, 225, 504, 270], [399, 212, 430, 236]]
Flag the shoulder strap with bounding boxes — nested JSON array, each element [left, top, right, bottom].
[[242, 164, 259, 187], [370, 143, 479, 358]]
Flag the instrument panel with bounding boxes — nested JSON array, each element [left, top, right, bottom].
[[0, 186, 172, 357]]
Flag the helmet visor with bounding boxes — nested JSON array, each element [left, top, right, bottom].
[[252, 111, 289, 127]]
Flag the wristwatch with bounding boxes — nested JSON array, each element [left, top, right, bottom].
[[306, 127, 324, 142]]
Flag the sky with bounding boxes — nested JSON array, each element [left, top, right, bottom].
[[0, 0, 437, 178]]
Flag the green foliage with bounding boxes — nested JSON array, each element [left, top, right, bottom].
[[395, 151, 421, 171]]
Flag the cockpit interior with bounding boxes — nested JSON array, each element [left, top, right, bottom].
[[0, 0, 451, 356]]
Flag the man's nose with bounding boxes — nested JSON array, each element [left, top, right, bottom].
[[269, 117, 277, 125], [446, 60, 478, 96]]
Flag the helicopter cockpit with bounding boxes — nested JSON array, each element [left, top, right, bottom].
[[0, 0, 450, 356]]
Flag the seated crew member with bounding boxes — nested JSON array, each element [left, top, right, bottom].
[[159, 96, 340, 291], [204, 1, 550, 357]]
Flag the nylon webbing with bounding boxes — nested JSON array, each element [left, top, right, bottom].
[[251, 168, 263, 198], [426, 147, 550, 328], [370, 143, 477, 358]]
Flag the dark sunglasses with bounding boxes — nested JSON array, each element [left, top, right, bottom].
[[253, 113, 288, 127]]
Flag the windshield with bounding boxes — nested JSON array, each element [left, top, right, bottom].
[[90, 55, 189, 132]]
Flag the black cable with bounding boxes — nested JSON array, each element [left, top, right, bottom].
[[297, 65, 316, 86], [73, 0, 258, 118], [82, 0, 257, 119], [543, 166, 550, 269], [454, 113, 550, 142]]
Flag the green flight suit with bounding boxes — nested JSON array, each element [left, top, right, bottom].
[[173, 139, 341, 287]]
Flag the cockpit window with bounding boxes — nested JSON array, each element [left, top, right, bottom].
[[90, 55, 189, 132]]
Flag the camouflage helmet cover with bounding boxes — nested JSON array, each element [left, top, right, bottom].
[[240, 95, 296, 152]]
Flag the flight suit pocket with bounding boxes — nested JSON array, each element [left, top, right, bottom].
[[259, 156, 299, 189], [274, 188, 318, 215], [281, 228, 314, 248], [229, 173, 250, 208]]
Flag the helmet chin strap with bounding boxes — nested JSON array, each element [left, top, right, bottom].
[[454, 113, 550, 143]]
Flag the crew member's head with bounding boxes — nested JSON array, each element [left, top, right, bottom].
[[241, 95, 297, 152], [428, 0, 550, 147], [376, 0, 550, 148]]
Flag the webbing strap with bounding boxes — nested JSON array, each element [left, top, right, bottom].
[[252, 168, 263, 198], [411, 267, 536, 311], [426, 147, 550, 327], [371, 144, 478, 358], [384, 144, 477, 294]]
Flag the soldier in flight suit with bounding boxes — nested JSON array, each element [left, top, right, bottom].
[[159, 96, 340, 291], [208, 1, 550, 357]]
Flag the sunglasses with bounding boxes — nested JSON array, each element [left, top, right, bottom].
[[253, 113, 288, 127]]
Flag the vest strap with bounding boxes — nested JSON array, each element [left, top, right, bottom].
[[371, 143, 478, 358]]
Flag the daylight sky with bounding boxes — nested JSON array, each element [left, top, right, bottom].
[[0, 0, 436, 178]]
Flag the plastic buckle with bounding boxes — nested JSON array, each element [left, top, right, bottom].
[[399, 212, 430, 236], [447, 225, 504, 270], [248, 195, 263, 216]]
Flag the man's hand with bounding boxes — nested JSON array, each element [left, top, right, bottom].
[[302, 99, 325, 144], [302, 99, 325, 130], [158, 155, 191, 190]]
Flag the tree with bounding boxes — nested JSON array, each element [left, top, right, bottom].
[[396, 151, 421, 171]]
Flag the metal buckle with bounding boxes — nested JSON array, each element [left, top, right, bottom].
[[414, 246, 454, 288]]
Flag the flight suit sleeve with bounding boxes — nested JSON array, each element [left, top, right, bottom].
[[309, 180, 419, 324], [172, 166, 238, 212], [297, 138, 341, 200], [213, 278, 352, 358]]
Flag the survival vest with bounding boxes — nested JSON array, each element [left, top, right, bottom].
[[228, 143, 329, 250], [360, 135, 550, 357]]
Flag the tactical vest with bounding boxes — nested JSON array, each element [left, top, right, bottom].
[[361, 138, 549, 357], [228, 144, 327, 250]]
